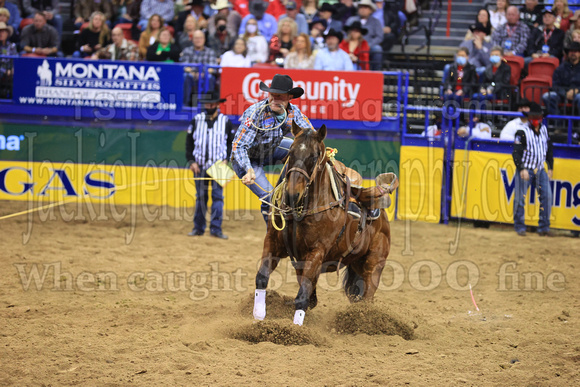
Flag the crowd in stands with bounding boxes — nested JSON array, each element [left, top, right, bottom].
[[0, 0, 579, 122], [444, 0, 580, 131]]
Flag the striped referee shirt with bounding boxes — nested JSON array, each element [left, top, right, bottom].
[[231, 99, 313, 172], [186, 112, 235, 171], [512, 123, 554, 171]]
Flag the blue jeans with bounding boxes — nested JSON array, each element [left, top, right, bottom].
[[513, 168, 552, 233], [193, 169, 224, 234], [232, 138, 293, 223], [369, 44, 383, 71], [543, 91, 580, 115]]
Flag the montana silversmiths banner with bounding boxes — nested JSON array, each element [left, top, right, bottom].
[[12, 57, 183, 111], [219, 68, 384, 121]]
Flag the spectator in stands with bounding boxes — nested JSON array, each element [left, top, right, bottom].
[[0, 21, 15, 98], [208, 14, 234, 57], [138, 14, 163, 59], [146, 27, 180, 61], [0, 0, 21, 37], [20, 12, 59, 56], [421, 107, 443, 138], [139, 0, 175, 31], [74, 12, 111, 58], [318, 2, 342, 33], [207, 0, 241, 37], [542, 42, 580, 115], [526, 9, 565, 63], [176, 0, 208, 34], [339, 20, 370, 70], [443, 47, 477, 101], [456, 115, 492, 139], [460, 23, 493, 74], [500, 98, 531, 141], [479, 46, 511, 100], [465, 8, 492, 40], [336, 0, 357, 26], [301, 0, 318, 24], [238, 0, 278, 41], [314, 28, 354, 70], [97, 25, 139, 60], [346, 0, 383, 70], [309, 16, 327, 52], [373, 0, 400, 53], [284, 32, 315, 69], [552, 0, 572, 32], [278, 1, 308, 35], [22, 0, 62, 37], [181, 30, 217, 105], [241, 16, 268, 64], [490, 0, 508, 30], [111, 0, 140, 25], [178, 15, 197, 50], [220, 37, 252, 67], [492, 5, 530, 56], [520, 0, 543, 29], [268, 17, 296, 66], [0, 8, 14, 43], [512, 102, 553, 237], [74, 0, 114, 29], [563, 10, 580, 49]]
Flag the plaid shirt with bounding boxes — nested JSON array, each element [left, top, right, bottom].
[[140, 0, 175, 24], [180, 46, 218, 65], [491, 22, 530, 56], [231, 99, 312, 172]]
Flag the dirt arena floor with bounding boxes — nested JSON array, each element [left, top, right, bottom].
[[1, 200, 579, 386]]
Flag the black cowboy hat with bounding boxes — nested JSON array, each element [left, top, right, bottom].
[[198, 91, 227, 104], [525, 102, 544, 117], [470, 22, 488, 34], [323, 28, 343, 42], [344, 21, 368, 35], [309, 16, 328, 31], [187, 0, 204, 6], [259, 74, 304, 98], [565, 42, 580, 52], [319, 2, 336, 14]]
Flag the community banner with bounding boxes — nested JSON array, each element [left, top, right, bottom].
[[12, 58, 183, 112], [451, 150, 580, 231], [219, 68, 384, 122]]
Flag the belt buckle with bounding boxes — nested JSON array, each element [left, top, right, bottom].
[[534, 168, 538, 174]]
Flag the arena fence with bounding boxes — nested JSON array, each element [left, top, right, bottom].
[[0, 55, 578, 231]]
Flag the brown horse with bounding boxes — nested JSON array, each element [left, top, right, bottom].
[[253, 123, 396, 325]]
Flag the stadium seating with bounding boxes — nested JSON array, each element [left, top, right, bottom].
[[528, 57, 560, 80], [504, 56, 524, 87], [520, 76, 552, 105]]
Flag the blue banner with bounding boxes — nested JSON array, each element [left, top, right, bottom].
[[12, 57, 184, 112]]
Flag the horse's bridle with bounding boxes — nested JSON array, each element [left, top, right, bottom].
[[284, 151, 326, 221]]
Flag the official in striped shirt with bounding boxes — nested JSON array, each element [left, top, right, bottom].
[[231, 74, 313, 222], [512, 103, 554, 237], [186, 92, 235, 239]]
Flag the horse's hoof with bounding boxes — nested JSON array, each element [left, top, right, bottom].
[[253, 289, 266, 320], [293, 309, 305, 326], [308, 296, 318, 309]]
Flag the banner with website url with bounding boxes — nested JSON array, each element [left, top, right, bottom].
[[219, 68, 384, 122], [451, 150, 580, 231], [12, 57, 183, 112]]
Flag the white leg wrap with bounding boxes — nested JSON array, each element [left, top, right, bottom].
[[253, 289, 266, 321], [293, 309, 305, 326]]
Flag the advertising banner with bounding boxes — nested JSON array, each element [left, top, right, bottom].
[[451, 150, 580, 231], [397, 145, 444, 223], [12, 58, 183, 112], [219, 68, 384, 122]]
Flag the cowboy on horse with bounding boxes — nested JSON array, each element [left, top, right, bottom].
[[231, 74, 313, 223]]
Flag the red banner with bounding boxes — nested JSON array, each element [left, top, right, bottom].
[[219, 68, 384, 122]]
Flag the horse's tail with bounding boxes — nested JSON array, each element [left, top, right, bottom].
[[343, 265, 365, 302]]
